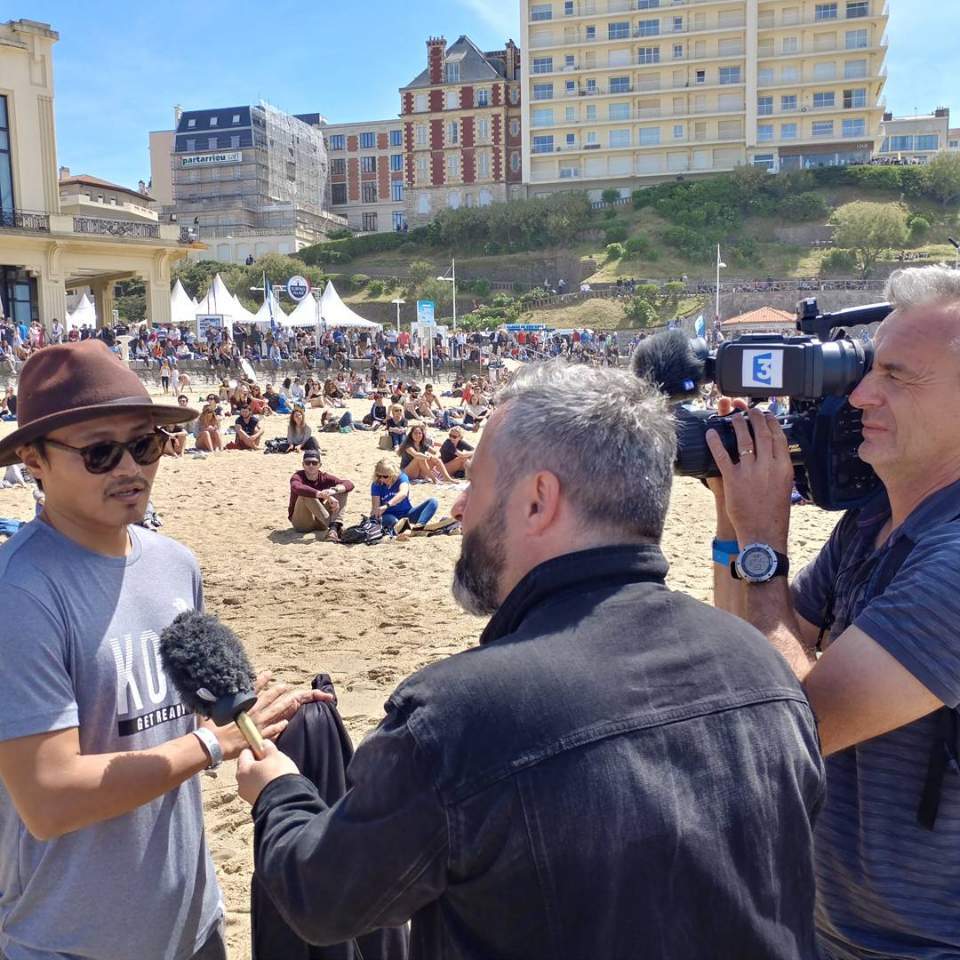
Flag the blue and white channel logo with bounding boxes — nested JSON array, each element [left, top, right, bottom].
[[741, 349, 784, 390]]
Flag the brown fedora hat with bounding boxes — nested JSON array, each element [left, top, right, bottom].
[[0, 340, 198, 466]]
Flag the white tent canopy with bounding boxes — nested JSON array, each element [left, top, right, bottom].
[[253, 290, 289, 327], [196, 273, 236, 318], [284, 294, 322, 328], [66, 293, 96, 331], [170, 279, 197, 327], [320, 282, 381, 329], [229, 293, 258, 325]]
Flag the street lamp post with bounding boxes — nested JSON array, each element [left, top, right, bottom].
[[715, 244, 727, 336], [437, 258, 457, 331], [391, 298, 405, 336]]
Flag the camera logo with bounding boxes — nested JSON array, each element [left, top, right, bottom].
[[753, 353, 774, 385], [742, 349, 784, 390]]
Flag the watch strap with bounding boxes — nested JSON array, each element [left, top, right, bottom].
[[730, 548, 789, 582], [193, 727, 224, 770]]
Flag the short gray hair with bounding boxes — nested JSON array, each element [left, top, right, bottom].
[[885, 265, 960, 313], [492, 361, 676, 541]]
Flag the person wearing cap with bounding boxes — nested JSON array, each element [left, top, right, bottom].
[[288, 450, 354, 539], [0, 340, 326, 960]]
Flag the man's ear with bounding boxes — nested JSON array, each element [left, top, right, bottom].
[[16, 444, 46, 483], [524, 470, 562, 535]]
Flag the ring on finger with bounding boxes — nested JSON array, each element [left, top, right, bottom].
[[739, 447, 754, 457]]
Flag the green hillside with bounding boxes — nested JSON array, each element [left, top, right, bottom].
[[155, 158, 960, 332]]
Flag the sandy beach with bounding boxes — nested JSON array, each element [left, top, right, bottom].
[[0, 383, 839, 958]]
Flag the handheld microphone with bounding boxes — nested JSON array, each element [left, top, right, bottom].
[[631, 329, 710, 401], [159, 610, 266, 759]]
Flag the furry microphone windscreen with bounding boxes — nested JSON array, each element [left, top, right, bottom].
[[631, 328, 706, 400], [159, 610, 257, 716]]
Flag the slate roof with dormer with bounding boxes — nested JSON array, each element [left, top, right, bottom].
[[401, 35, 506, 90]]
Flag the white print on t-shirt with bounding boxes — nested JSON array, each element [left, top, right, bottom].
[[110, 631, 167, 714]]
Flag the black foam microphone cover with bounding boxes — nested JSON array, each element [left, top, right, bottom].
[[159, 610, 258, 724], [631, 328, 706, 400]]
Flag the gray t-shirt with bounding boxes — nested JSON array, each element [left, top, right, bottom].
[[0, 520, 221, 960]]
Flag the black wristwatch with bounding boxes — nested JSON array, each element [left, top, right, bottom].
[[730, 543, 789, 584]]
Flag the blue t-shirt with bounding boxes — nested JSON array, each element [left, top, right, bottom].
[[371, 472, 411, 519], [791, 480, 960, 960]]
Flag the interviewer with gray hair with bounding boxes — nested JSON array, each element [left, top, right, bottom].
[[238, 360, 824, 959]]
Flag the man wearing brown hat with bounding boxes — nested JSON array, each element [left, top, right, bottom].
[[0, 340, 324, 960]]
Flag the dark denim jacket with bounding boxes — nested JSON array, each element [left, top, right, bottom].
[[253, 545, 825, 959]]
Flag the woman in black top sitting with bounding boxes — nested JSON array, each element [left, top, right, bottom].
[[385, 404, 407, 450], [439, 427, 474, 479], [398, 425, 456, 483]]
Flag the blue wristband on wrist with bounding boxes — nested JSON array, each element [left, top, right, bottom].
[[712, 538, 740, 566]]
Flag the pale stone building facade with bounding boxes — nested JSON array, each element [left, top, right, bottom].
[[0, 18, 197, 328]]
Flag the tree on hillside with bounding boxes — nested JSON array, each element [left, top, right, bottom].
[[624, 296, 658, 328], [830, 201, 909, 277], [923, 152, 960, 209]]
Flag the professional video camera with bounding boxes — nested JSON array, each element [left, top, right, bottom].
[[632, 299, 892, 511]]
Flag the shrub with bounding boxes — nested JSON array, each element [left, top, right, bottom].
[[297, 231, 405, 266], [472, 279, 492, 299], [327, 228, 353, 240], [604, 223, 629, 244], [624, 235, 651, 256], [601, 188, 620, 205], [632, 188, 652, 210], [483, 240, 503, 255], [907, 215, 930, 245], [779, 192, 830, 222], [820, 248, 859, 275], [408, 260, 434, 286], [634, 283, 660, 303], [603, 207, 618, 220], [349, 274, 370, 290], [661, 280, 685, 304], [624, 296, 658, 328], [606, 242, 625, 261], [367, 280, 384, 297]]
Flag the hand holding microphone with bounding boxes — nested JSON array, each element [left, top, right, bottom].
[[160, 611, 331, 761]]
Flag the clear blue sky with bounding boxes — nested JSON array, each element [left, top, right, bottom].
[[17, 0, 959, 190]]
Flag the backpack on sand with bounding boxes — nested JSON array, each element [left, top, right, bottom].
[[339, 516, 384, 546]]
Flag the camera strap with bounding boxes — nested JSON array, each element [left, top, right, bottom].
[[818, 509, 960, 831]]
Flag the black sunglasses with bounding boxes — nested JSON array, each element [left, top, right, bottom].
[[44, 430, 166, 474], [375, 473, 391, 480]]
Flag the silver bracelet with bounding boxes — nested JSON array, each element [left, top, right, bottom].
[[193, 727, 223, 771]]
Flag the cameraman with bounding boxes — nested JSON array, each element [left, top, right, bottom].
[[707, 265, 960, 960]]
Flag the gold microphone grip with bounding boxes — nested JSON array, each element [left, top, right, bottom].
[[235, 710, 267, 760]]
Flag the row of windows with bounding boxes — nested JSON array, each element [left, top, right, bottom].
[[760, 58, 871, 84], [183, 136, 244, 151], [532, 64, 743, 101], [326, 130, 404, 151], [410, 151, 520, 181], [331, 182, 406, 205], [410, 117, 521, 146], [758, 88, 867, 114], [880, 134, 942, 153], [531, 116, 866, 151], [185, 113, 244, 129], [758, 118, 867, 141], [530, 0, 871, 19], [329, 156, 405, 175], [410, 87, 520, 112]]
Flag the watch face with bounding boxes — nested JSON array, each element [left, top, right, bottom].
[[740, 545, 776, 580]]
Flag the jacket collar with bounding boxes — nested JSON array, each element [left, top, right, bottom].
[[479, 544, 669, 647]]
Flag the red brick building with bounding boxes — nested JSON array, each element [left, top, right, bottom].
[[400, 35, 523, 226]]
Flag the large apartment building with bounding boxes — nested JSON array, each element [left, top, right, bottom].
[[400, 35, 524, 226], [520, 0, 888, 197], [322, 118, 408, 233]]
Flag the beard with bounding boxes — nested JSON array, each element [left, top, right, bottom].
[[451, 508, 506, 617]]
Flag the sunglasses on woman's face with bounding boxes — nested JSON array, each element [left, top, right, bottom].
[[375, 474, 391, 480], [43, 430, 166, 475]]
